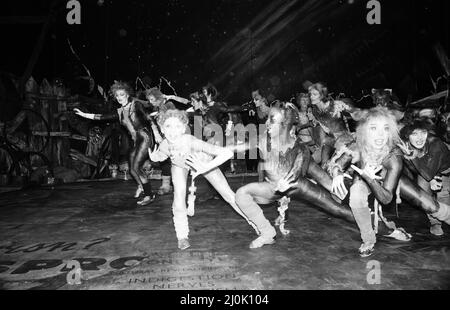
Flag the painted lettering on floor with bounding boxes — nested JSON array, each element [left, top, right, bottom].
[[0, 238, 111, 254], [123, 251, 242, 290], [126, 266, 241, 290], [0, 250, 243, 289]]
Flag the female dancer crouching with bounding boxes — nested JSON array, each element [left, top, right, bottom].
[[149, 109, 258, 250], [330, 107, 450, 257], [398, 119, 450, 236], [330, 107, 408, 257], [235, 102, 355, 249]]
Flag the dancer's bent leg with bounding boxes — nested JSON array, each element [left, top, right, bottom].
[[203, 168, 260, 234], [399, 176, 450, 225], [416, 175, 444, 235], [288, 175, 355, 223], [236, 182, 279, 248], [349, 180, 376, 246]]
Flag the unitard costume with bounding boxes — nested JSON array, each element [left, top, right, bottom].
[[331, 141, 450, 227], [333, 144, 406, 245], [236, 134, 356, 241], [93, 98, 155, 199]]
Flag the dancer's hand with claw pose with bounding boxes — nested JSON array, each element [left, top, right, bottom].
[[73, 108, 84, 116], [186, 153, 212, 180], [285, 102, 297, 111], [266, 171, 299, 193], [331, 173, 352, 200], [431, 176, 443, 191], [148, 144, 167, 162], [351, 164, 383, 180], [148, 143, 158, 158], [397, 140, 415, 159]]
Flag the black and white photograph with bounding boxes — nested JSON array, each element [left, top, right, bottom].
[[0, 0, 449, 294]]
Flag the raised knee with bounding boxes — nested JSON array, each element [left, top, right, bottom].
[[235, 188, 249, 204], [236, 187, 246, 197]]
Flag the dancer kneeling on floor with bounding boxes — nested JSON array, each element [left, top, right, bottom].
[[149, 109, 258, 250]]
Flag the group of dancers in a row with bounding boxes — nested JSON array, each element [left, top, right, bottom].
[[74, 81, 450, 257]]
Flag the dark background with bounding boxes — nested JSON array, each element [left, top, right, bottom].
[[1, 0, 449, 104]]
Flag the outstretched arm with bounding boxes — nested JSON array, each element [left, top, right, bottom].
[[164, 95, 190, 105], [226, 129, 261, 154], [214, 104, 245, 113], [74, 108, 118, 121]]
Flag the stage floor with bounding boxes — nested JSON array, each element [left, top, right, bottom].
[[0, 177, 449, 290]]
